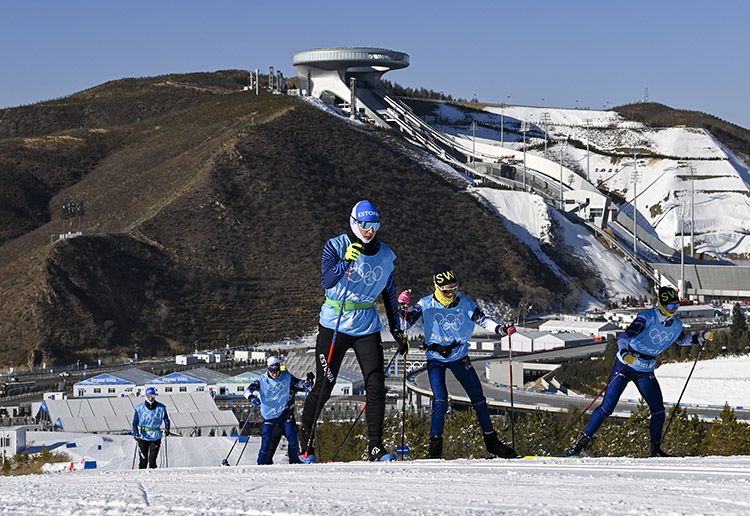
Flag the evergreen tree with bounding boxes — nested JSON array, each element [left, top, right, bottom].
[[699, 404, 750, 456], [731, 303, 747, 336]]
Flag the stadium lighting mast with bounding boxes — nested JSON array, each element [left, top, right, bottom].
[[500, 102, 504, 148], [632, 153, 640, 258], [471, 120, 477, 163]]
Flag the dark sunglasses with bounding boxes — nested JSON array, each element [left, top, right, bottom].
[[352, 217, 380, 231]]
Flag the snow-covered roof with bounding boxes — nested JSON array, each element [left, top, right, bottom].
[[218, 371, 261, 385], [534, 332, 593, 342], [538, 320, 620, 332], [44, 392, 237, 433], [74, 368, 158, 387]]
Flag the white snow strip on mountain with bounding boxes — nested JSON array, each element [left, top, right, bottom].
[[478, 189, 650, 303], [3, 453, 750, 515], [622, 355, 750, 407]]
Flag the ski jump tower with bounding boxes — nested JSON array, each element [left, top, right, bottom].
[[293, 47, 409, 127]]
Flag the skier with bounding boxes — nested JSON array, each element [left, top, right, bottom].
[[132, 387, 171, 469], [244, 356, 313, 465], [299, 199, 407, 463], [399, 264, 517, 459], [566, 286, 713, 457]]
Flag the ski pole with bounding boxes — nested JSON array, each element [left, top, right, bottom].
[[330, 348, 401, 462], [236, 407, 261, 466], [661, 334, 710, 443], [222, 413, 254, 466], [507, 329, 516, 452], [131, 439, 138, 470], [551, 365, 622, 451], [304, 265, 354, 460], [399, 303, 409, 460], [164, 434, 168, 468]]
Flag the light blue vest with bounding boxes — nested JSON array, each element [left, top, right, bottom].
[[617, 307, 684, 372], [135, 402, 167, 441], [319, 234, 396, 337], [258, 371, 293, 420], [418, 293, 477, 363]]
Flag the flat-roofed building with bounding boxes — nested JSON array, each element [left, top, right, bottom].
[[73, 369, 158, 398]]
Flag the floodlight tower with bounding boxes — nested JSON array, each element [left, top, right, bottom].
[[632, 153, 641, 258]]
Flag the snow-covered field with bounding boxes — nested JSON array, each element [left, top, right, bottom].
[[4, 454, 750, 515], [623, 355, 750, 408]]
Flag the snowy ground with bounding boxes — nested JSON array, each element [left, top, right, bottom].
[[623, 355, 750, 408], [4, 455, 750, 515]]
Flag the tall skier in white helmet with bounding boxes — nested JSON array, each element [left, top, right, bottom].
[[299, 200, 407, 463]]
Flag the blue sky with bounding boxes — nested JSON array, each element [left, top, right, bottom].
[[1, 1, 748, 128]]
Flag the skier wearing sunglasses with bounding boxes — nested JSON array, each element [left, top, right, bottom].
[[567, 286, 714, 457], [398, 264, 517, 459], [299, 199, 406, 463]]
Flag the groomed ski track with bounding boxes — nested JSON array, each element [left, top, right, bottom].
[[4, 456, 750, 515]]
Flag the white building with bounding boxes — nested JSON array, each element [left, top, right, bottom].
[[485, 361, 524, 388], [216, 371, 261, 397], [0, 426, 26, 456], [538, 320, 620, 338], [331, 369, 364, 397], [533, 332, 595, 351], [73, 369, 158, 398], [233, 350, 251, 362], [499, 330, 547, 353], [176, 355, 201, 366], [147, 368, 229, 396]]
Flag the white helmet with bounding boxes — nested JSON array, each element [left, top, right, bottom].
[[266, 356, 281, 371]]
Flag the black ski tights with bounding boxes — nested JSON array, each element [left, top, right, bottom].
[[301, 325, 385, 443]]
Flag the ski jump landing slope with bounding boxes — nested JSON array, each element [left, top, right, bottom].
[[4, 456, 750, 515]]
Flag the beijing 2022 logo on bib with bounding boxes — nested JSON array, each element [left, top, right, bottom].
[[434, 313, 464, 331], [351, 262, 384, 286]]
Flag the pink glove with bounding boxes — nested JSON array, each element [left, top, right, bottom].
[[398, 289, 412, 304], [506, 324, 517, 336]]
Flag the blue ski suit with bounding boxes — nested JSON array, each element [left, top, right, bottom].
[[407, 292, 509, 438], [583, 307, 697, 444], [245, 371, 311, 464]]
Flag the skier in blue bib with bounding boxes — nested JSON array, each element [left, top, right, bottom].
[[299, 200, 407, 463], [132, 387, 171, 469], [400, 264, 517, 459], [567, 286, 713, 457], [244, 356, 313, 465]]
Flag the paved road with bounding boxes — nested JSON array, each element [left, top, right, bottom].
[[408, 354, 750, 422]]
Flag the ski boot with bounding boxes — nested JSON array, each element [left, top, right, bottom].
[[563, 435, 591, 457], [650, 443, 670, 457], [298, 427, 316, 464], [483, 431, 517, 458], [368, 441, 396, 462], [428, 436, 443, 459]]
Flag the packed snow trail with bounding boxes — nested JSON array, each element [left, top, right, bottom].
[[4, 456, 750, 515]]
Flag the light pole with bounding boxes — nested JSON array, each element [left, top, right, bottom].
[[690, 163, 695, 257], [521, 121, 528, 190], [500, 103, 504, 148], [585, 119, 591, 182], [559, 137, 568, 208], [632, 153, 640, 258], [679, 194, 687, 295], [471, 120, 477, 163]]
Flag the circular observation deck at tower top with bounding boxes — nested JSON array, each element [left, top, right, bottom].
[[293, 47, 409, 72]]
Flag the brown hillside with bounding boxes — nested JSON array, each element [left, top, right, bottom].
[[0, 73, 569, 367]]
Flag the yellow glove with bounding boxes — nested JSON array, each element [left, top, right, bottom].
[[345, 242, 363, 262]]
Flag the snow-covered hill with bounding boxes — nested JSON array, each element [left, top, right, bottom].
[[3, 454, 750, 515], [477, 189, 650, 308], [475, 104, 750, 261]]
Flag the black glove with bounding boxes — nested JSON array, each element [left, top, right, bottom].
[[392, 328, 409, 356], [306, 372, 315, 382], [164, 429, 171, 437], [133, 434, 139, 441]]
